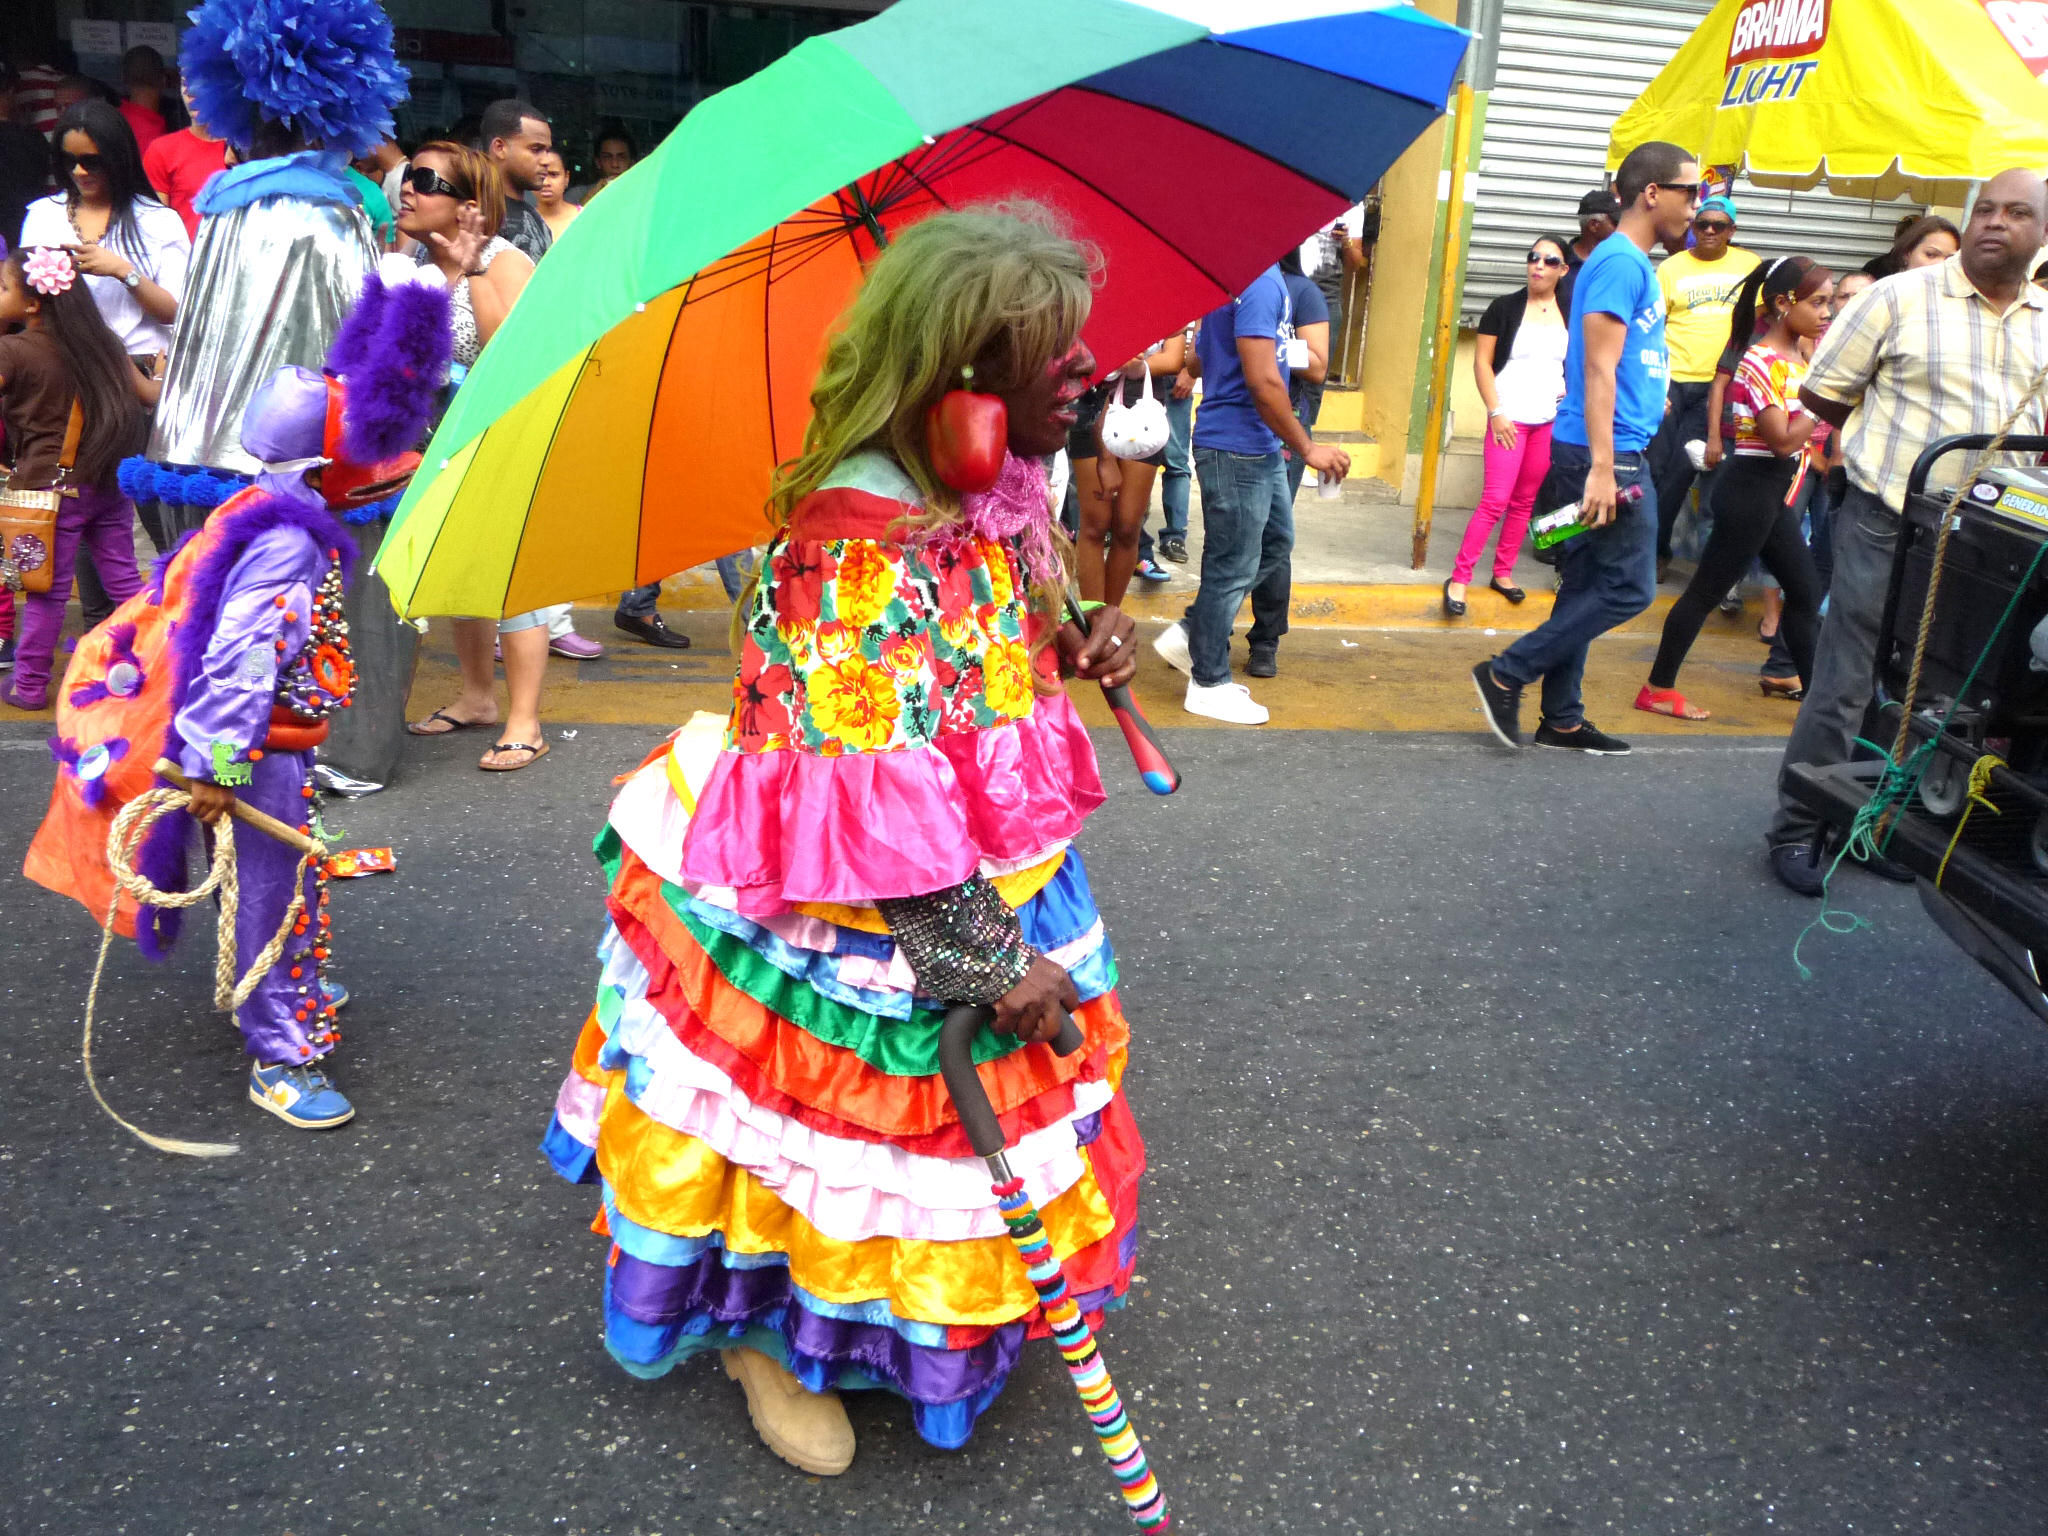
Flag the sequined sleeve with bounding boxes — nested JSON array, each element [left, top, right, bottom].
[[171, 531, 316, 783], [877, 876, 1037, 1005]]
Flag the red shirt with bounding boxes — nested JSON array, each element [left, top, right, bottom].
[[119, 100, 166, 156], [143, 129, 229, 241]]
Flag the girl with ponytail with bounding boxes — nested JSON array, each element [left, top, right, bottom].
[[1636, 255, 1834, 721], [0, 246, 147, 709]]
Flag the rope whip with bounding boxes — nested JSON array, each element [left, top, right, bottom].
[[82, 776, 326, 1158]]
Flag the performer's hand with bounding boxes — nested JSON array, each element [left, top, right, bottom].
[[187, 781, 236, 824], [993, 954, 1080, 1046], [1059, 603, 1137, 687]]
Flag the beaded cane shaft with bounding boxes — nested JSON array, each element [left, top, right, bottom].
[[992, 1170, 1168, 1530], [941, 1004, 1167, 1532]]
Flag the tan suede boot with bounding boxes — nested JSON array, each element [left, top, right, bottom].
[[722, 1346, 856, 1475]]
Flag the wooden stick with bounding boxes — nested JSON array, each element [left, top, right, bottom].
[[152, 758, 324, 855]]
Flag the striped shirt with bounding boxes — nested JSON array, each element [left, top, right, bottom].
[[1803, 256, 2048, 513]]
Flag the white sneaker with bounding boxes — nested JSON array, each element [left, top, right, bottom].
[[1153, 621, 1193, 676], [1184, 679, 1269, 724]]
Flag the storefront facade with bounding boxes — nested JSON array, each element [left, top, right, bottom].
[[4, 0, 882, 183]]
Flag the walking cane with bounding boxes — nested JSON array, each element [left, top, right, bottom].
[[939, 1003, 1169, 1530], [1064, 593, 1180, 796]]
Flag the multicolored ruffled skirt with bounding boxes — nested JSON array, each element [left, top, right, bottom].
[[543, 724, 1145, 1449]]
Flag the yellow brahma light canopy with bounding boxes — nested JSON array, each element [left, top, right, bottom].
[[1610, 0, 2048, 201]]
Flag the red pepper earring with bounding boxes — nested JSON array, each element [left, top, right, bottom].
[[925, 364, 1007, 493]]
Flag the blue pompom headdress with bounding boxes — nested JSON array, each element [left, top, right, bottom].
[[181, 0, 409, 157]]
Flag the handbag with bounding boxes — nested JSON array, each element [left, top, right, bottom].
[[0, 401, 83, 596], [1100, 364, 1170, 461]]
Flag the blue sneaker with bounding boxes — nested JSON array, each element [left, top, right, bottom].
[[321, 980, 350, 1012], [248, 1061, 355, 1129]]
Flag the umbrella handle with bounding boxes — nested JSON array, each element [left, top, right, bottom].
[[939, 1003, 1083, 1158], [1064, 594, 1180, 796]]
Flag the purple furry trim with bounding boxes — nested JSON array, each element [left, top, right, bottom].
[[324, 272, 389, 383], [133, 804, 194, 961], [146, 532, 203, 604], [166, 489, 360, 745], [337, 278, 453, 463]]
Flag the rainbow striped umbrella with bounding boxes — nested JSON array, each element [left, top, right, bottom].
[[375, 0, 1469, 618]]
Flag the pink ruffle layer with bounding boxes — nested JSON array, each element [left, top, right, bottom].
[[681, 692, 1104, 914]]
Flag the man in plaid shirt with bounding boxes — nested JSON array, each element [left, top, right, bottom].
[[1768, 168, 2048, 895]]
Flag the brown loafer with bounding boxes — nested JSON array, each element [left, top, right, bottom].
[[723, 1346, 855, 1475]]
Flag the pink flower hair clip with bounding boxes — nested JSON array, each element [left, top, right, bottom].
[[22, 247, 77, 297]]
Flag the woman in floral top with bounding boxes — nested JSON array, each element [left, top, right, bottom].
[[1638, 255, 1834, 722], [541, 206, 1149, 1477]]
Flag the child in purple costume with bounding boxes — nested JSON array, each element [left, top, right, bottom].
[[167, 367, 365, 1125]]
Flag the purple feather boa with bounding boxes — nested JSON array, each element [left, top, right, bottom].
[[328, 275, 453, 464]]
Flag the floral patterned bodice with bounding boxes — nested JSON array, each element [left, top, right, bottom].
[[728, 453, 1049, 757]]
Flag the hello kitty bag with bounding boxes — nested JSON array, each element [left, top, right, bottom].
[[1099, 364, 1170, 461]]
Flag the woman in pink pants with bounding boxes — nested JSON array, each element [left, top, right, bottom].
[[1444, 234, 1571, 617]]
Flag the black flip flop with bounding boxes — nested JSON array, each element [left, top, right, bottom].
[[407, 707, 489, 737], [1489, 580, 1527, 605]]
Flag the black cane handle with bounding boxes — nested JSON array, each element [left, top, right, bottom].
[[938, 1003, 1085, 1158]]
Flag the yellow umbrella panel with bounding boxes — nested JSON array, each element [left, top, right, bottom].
[[1609, 0, 2048, 201]]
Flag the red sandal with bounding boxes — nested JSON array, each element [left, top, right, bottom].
[[1634, 684, 1711, 721]]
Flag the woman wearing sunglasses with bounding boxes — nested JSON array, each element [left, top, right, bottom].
[[19, 99, 188, 615], [396, 143, 556, 773], [19, 100, 188, 368], [1444, 234, 1573, 616]]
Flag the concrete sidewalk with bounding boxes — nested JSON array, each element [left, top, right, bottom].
[[613, 471, 1722, 639]]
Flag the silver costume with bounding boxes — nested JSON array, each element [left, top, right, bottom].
[[149, 196, 377, 477]]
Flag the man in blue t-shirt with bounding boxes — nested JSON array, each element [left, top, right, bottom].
[[1154, 264, 1351, 724], [1471, 140, 1700, 757]]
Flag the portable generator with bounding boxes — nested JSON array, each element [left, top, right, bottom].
[[1781, 433, 2048, 1021]]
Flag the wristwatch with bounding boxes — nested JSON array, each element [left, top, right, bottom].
[[120, 267, 142, 290]]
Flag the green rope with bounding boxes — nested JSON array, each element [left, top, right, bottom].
[[1793, 535, 2048, 980]]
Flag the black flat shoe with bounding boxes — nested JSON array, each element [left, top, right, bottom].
[[1441, 579, 1466, 618], [613, 612, 692, 649], [1489, 579, 1526, 604]]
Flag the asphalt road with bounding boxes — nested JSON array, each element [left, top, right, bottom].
[[5, 721, 2048, 1535]]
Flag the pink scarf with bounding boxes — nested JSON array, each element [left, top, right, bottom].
[[959, 452, 1063, 590]]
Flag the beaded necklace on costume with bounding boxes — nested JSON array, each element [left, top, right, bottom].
[[273, 553, 355, 718]]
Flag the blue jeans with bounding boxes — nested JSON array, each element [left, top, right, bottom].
[[618, 554, 750, 618], [1491, 440, 1657, 729], [1183, 446, 1293, 687], [1139, 391, 1194, 564]]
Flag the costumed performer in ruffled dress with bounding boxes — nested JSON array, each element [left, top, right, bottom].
[[541, 205, 1149, 1475]]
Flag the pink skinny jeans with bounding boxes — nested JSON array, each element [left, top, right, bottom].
[[1451, 419, 1553, 585]]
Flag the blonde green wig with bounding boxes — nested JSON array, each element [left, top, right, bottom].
[[768, 201, 1101, 528]]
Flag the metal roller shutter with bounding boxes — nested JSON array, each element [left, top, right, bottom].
[[1462, 0, 1924, 320]]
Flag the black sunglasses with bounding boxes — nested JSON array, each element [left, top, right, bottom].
[[1526, 251, 1567, 269], [405, 164, 463, 199], [1657, 181, 1704, 203], [1694, 218, 1734, 233], [59, 152, 108, 177]]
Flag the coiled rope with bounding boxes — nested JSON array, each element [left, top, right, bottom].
[[83, 786, 324, 1158]]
